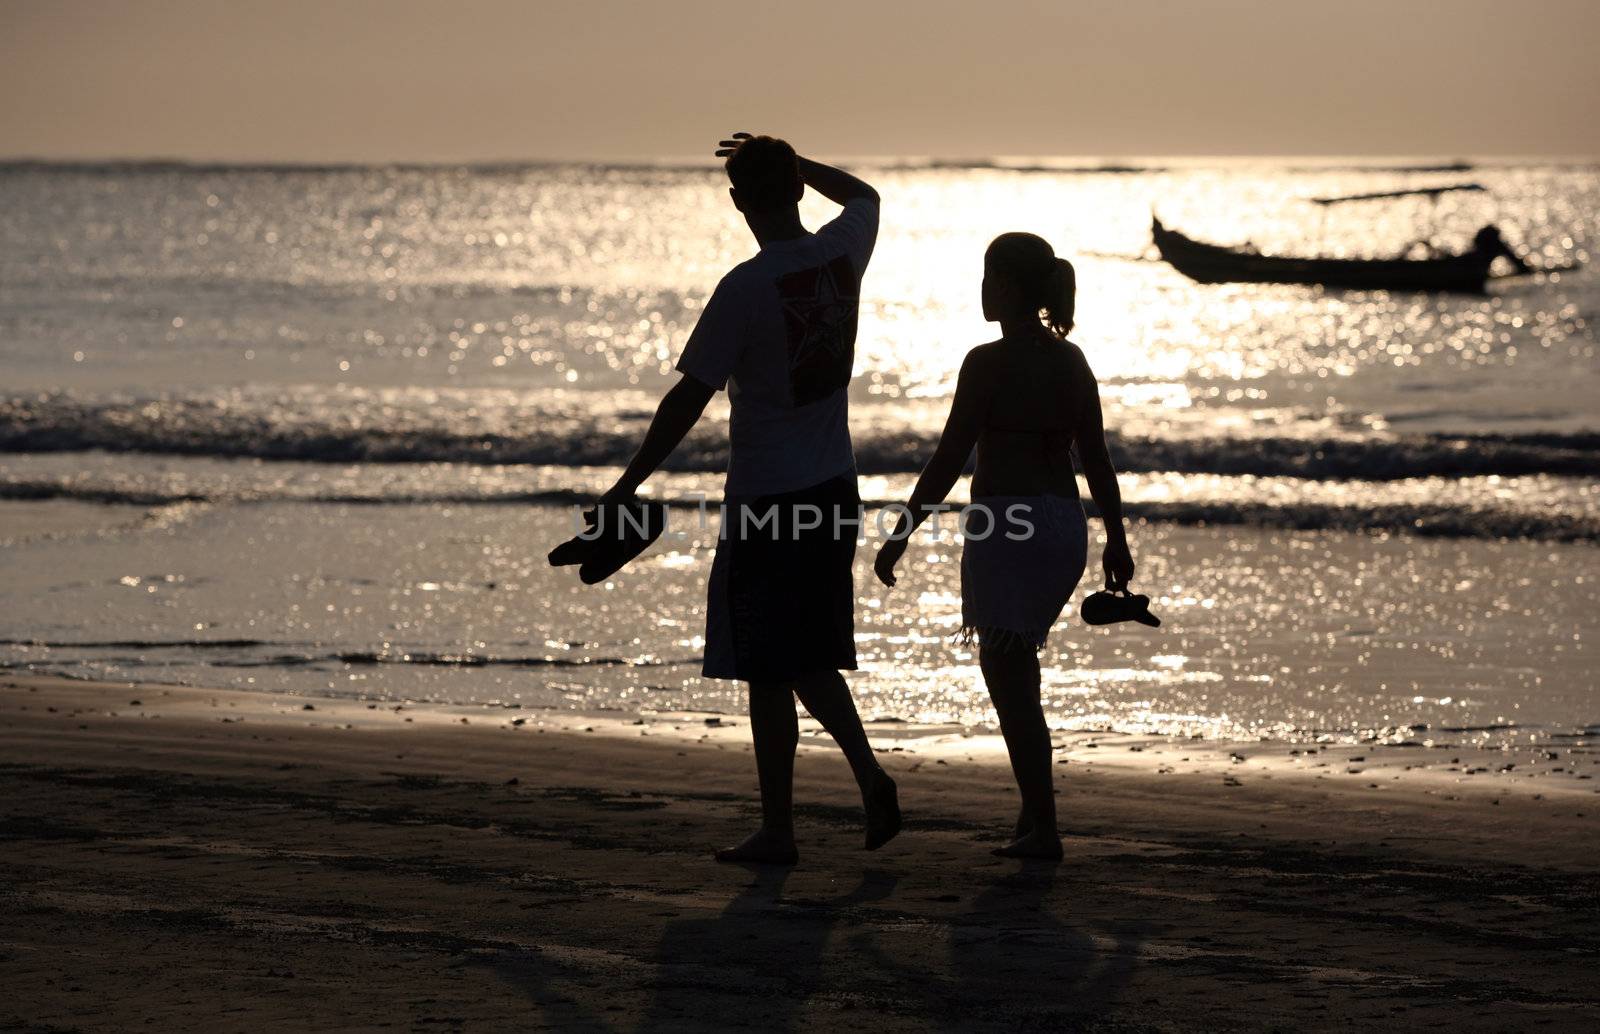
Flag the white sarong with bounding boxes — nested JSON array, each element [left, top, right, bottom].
[[959, 495, 1088, 650]]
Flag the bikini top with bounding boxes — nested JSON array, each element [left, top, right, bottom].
[[984, 424, 1075, 443], [981, 423, 1078, 480]]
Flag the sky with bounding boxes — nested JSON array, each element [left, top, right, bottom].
[[2, 0, 1596, 162]]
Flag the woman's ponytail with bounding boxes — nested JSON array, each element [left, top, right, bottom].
[[1044, 257, 1076, 339]]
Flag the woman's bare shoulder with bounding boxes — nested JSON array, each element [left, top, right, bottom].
[[960, 339, 1007, 371], [1058, 338, 1094, 377]]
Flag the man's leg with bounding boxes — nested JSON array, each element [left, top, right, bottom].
[[715, 680, 800, 864], [792, 669, 878, 790], [793, 669, 901, 850]]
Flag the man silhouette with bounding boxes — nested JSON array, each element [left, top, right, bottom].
[[597, 132, 899, 864]]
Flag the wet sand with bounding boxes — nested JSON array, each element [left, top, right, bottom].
[[7, 495, 1598, 748], [4, 675, 1599, 1033]]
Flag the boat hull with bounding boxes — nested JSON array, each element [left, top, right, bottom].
[[1152, 219, 1493, 293]]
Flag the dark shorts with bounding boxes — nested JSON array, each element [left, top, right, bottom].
[[702, 470, 860, 683]]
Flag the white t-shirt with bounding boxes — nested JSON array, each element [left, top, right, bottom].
[[677, 197, 878, 498]]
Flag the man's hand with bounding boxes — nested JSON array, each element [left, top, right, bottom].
[[714, 132, 754, 158], [596, 483, 637, 509]]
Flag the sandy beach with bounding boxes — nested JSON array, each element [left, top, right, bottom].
[[4, 673, 1598, 1033]]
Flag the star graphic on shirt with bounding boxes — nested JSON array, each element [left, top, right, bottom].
[[778, 254, 858, 406]]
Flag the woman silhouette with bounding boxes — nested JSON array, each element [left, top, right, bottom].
[[875, 232, 1136, 860]]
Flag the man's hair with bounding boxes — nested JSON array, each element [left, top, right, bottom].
[[724, 136, 801, 211]]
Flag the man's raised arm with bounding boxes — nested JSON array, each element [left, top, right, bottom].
[[716, 132, 878, 206], [796, 156, 878, 207]]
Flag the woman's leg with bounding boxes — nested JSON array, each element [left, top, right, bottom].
[[980, 636, 1062, 859]]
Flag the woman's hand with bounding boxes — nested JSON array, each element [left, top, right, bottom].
[[1102, 537, 1135, 590], [874, 536, 908, 588]]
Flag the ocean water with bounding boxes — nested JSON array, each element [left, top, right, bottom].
[[2, 159, 1596, 744]]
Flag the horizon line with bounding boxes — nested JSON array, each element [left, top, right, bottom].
[[4, 154, 1598, 174]]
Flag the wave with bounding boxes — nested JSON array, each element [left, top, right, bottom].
[[1121, 500, 1598, 543], [1284, 160, 1476, 174], [5, 392, 1600, 480], [886, 159, 1173, 175], [4, 479, 1594, 542], [0, 480, 600, 508], [0, 637, 695, 669]]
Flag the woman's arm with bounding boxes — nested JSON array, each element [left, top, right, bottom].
[[874, 352, 988, 586], [1073, 361, 1136, 588]]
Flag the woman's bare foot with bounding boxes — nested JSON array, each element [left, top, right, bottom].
[[714, 828, 799, 866], [863, 770, 902, 851], [1013, 806, 1032, 840], [992, 828, 1063, 861]]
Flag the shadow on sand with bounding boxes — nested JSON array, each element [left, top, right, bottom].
[[497, 861, 1144, 1031], [938, 862, 1146, 1029]]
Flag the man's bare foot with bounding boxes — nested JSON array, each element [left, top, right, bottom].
[[714, 828, 798, 866], [992, 828, 1063, 861], [864, 770, 902, 851]]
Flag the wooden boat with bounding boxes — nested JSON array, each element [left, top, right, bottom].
[[1151, 217, 1512, 293], [1151, 183, 1529, 294]]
